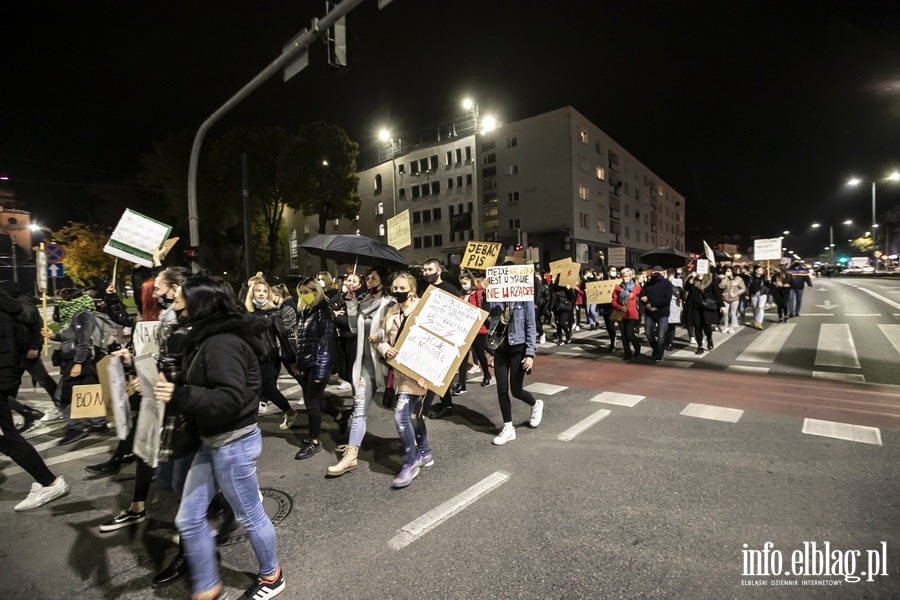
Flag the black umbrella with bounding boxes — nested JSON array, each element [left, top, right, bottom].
[[639, 246, 691, 268], [299, 234, 408, 269]]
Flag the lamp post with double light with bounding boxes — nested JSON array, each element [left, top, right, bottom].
[[812, 219, 853, 264], [847, 172, 900, 270]]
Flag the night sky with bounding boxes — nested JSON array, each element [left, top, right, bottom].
[[3, 0, 900, 257]]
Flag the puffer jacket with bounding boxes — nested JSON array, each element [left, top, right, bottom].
[[249, 306, 295, 364], [0, 289, 24, 388], [295, 301, 336, 381], [719, 275, 747, 303]]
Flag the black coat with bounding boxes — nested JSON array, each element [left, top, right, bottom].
[[0, 288, 24, 389], [249, 306, 295, 365], [684, 275, 724, 316], [642, 275, 673, 318], [295, 301, 336, 381]]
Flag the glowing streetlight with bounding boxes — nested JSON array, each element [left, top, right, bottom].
[[377, 128, 390, 142], [481, 114, 498, 133], [462, 98, 474, 111], [889, 171, 900, 181], [812, 223, 821, 228], [782, 230, 790, 235]]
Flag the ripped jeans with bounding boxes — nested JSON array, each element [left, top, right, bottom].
[[393, 393, 429, 466]]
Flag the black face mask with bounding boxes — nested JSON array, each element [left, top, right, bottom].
[[158, 296, 174, 309], [368, 285, 381, 295], [393, 291, 410, 304], [651, 272, 664, 282], [424, 273, 438, 284]]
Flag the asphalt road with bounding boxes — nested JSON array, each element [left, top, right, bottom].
[[2, 276, 898, 599]]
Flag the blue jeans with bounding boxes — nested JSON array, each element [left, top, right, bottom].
[[789, 288, 804, 315], [644, 315, 669, 359], [751, 293, 768, 324], [348, 350, 377, 447], [394, 394, 429, 466], [175, 427, 277, 594], [586, 304, 599, 326]]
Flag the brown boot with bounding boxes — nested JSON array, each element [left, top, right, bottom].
[[326, 445, 359, 477]]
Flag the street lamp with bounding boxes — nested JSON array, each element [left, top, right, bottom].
[[847, 172, 900, 270], [462, 98, 479, 134], [378, 128, 399, 216], [812, 220, 853, 263]]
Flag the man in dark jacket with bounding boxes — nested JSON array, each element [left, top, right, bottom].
[[640, 266, 674, 361], [0, 287, 70, 510], [787, 262, 813, 317]]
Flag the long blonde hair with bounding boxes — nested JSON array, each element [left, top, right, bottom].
[[391, 272, 419, 300], [244, 272, 277, 311]]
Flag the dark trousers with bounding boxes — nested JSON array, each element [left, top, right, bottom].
[[295, 368, 329, 440], [555, 309, 572, 341], [23, 354, 58, 400], [534, 307, 544, 336], [601, 306, 617, 347], [618, 319, 641, 358], [260, 360, 292, 413], [494, 343, 536, 423], [458, 334, 490, 391], [692, 309, 714, 347], [772, 288, 789, 320], [0, 390, 55, 486]]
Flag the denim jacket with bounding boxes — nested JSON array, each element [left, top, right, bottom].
[[486, 300, 537, 358]]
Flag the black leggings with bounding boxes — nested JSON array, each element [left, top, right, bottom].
[[260, 360, 292, 413], [692, 310, 714, 347], [555, 310, 572, 341], [601, 307, 617, 346], [618, 319, 641, 358], [0, 392, 55, 486], [458, 334, 491, 391], [296, 368, 329, 440], [494, 343, 536, 423]]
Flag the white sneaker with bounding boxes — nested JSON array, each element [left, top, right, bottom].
[[335, 381, 352, 392], [726, 328, 734, 334], [574, 325, 581, 332], [529, 399, 544, 428], [258, 402, 268, 415], [15, 477, 70, 511], [467, 366, 481, 375], [40, 410, 62, 422], [492, 423, 516, 446], [279, 411, 297, 430], [539, 334, 546, 344]]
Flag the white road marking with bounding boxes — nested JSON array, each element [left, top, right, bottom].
[[726, 365, 770, 374], [663, 360, 694, 368], [802, 419, 882, 445], [670, 330, 739, 359], [812, 371, 866, 382], [556, 409, 612, 441], [844, 314, 883, 317], [523, 382, 568, 396], [388, 471, 510, 550], [590, 391, 644, 407], [680, 403, 744, 423], [815, 324, 860, 369], [837, 282, 900, 311], [797, 313, 834, 316], [878, 324, 900, 357], [736, 324, 795, 363], [0, 440, 117, 477], [22, 421, 67, 439]]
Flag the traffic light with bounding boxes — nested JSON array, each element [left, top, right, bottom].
[[184, 247, 199, 261], [837, 256, 849, 264], [514, 243, 523, 251]]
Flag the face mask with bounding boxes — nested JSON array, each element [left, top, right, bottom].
[[368, 285, 381, 295], [424, 273, 438, 284], [462, 283, 471, 291], [299, 293, 316, 306], [346, 282, 359, 292], [393, 291, 410, 304], [341, 285, 348, 294], [158, 296, 174, 309], [317, 280, 326, 288], [252, 298, 267, 308], [609, 271, 617, 278]]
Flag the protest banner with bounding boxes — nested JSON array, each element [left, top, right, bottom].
[[754, 238, 783, 262], [460, 241, 502, 270], [549, 258, 581, 288], [696, 259, 710, 275], [94, 355, 115, 423], [133, 321, 163, 356], [387, 210, 411, 250], [71, 384, 106, 419], [585, 279, 620, 304], [106, 355, 131, 440], [389, 287, 487, 396], [485, 264, 535, 302], [103, 209, 173, 268], [133, 354, 164, 468]]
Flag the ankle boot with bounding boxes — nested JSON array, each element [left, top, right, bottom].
[[85, 454, 124, 476], [326, 445, 359, 477], [151, 549, 188, 588], [18, 407, 45, 433]]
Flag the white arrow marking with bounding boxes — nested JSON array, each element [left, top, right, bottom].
[[815, 299, 838, 310]]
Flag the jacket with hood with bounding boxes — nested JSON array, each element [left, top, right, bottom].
[[0, 288, 25, 388], [295, 300, 336, 381], [0, 281, 42, 351]]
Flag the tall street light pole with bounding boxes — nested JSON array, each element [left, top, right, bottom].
[[378, 129, 398, 216], [848, 172, 900, 271]]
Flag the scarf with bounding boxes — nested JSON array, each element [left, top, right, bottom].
[[617, 280, 635, 305], [58, 294, 95, 327]]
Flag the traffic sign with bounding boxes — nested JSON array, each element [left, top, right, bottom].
[[48, 263, 65, 279], [45, 244, 65, 263]]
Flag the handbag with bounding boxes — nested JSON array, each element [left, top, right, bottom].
[[486, 316, 507, 350], [381, 368, 396, 409], [610, 308, 627, 322], [701, 297, 718, 311]]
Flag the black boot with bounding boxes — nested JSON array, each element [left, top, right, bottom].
[[85, 454, 124, 476], [151, 550, 189, 588], [18, 408, 45, 433]]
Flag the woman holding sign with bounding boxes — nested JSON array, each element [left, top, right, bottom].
[[611, 268, 643, 360], [374, 273, 432, 489]]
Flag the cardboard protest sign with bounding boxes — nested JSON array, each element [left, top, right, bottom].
[[387, 210, 411, 250], [133, 321, 163, 356], [133, 354, 165, 468], [71, 384, 106, 419], [607, 246, 626, 267], [460, 241, 502, 270], [586, 279, 620, 304], [106, 355, 131, 440], [549, 258, 581, 288], [696, 259, 710, 275], [103, 209, 173, 268], [485, 264, 535, 302], [94, 355, 115, 423], [754, 238, 782, 262], [389, 287, 487, 396]]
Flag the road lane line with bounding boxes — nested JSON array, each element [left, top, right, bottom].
[[279, 384, 302, 397], [669, 329, 739, 359], [523, 382, 568, 396], [837, 282, 900, 311], [0, 440, 117, 477], [23, 421, 67, 439], [796, 313, 834, 316], [815, 324, 860, 369], [802, 419, 882, 445], [726, 365, 769, 374], [736, 323, 795, 363], [811, 371, 866, 382], [590, 391, 644, 407], [556, 409, 612, 441], [680, 403, 744, 423], [388, 471, 510, 550], [877, 325, 900, 358], [844, 313, 883, 317]]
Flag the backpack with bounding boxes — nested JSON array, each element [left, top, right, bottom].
[[89, 310, 118, 355]]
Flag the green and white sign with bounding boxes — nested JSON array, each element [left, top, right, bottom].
[[103, 209, 173, 268]]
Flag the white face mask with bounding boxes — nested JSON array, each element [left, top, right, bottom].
[[317, 280, 326, 288], [462, 283, 471, 291]]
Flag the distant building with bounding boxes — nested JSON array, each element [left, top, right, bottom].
[[284, 106, 685, 275]]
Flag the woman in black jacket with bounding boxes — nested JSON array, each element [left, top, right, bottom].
[[550, 278, 575, 345], [292, 277, 337, 460], [155, 275, 286, 600], [683, 269, 725, 354]]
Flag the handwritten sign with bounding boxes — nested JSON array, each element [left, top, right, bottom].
[[389, 287, 487, 396], [133, 321, 163, 355], [754, 238, 783, 262], [387, 210, 411, 250], [586, 279, 620, 304], [696, 259, 710, 275], [71, 384, 106, 419], [549, 258, 581, 288], [485, 264, 535, 302], [133, 353, 164, 468], [103, 209, 173, 268], [106, 355, 131, 440], [460, 241, 502, 270]]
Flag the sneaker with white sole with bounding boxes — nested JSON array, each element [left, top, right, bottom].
[[258, 402, 268, 415], [14, 477, 70, 511], [279, 411, 298, 430], [416, 451, 434, 467], [99, 508, 147, 532], [40, 409, 63, 422], [241, 566, 285, 599], [391, 463, 420, 488], [529, 399, 544, 428], [539, 334, 546, 344], [334, 381, 352, 392], [492, 423, 516, 445]]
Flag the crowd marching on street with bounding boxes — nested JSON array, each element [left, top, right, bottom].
[[0, 240, 817, 600]]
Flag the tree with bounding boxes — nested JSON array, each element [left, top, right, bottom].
[[850, 233, 875, 254], [55, 221, 117, 287]]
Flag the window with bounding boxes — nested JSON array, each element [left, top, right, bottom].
[[413, 237, 422, 249], [625, 226, 631, 239], [447, 178, 454, 189], [610, 196, 621, 212], [482, 166, 497, 177], [376, 202, 384, 215], [423, 210, 432, 223], [434, 234, 443, 246], [465, 146, 472, 161], [412, 211, 421, 224], [645, 231, 649, 243], [597, 218, 607, 233], [466, 174, 473, 185], [579, 129, 589, 144], [430, 155, 438, 170], [446, 151, 452, 166], [304, 224, 310, 235], [432, 207, 442, 220], [456, 175, 463, 187], [378, 224, 386, 237], [509, 218, 521, 229], [410, 161, 419, 175], [507, 135, 518, 148], [579, 212, 590, 228], [449, 205, 455, 216], [455, 148, 462, 163], [507, 164, 519, 175], [508, 191, 520, 203], [374, 174, 383, 192], [595, 140, 603, 154], [624, 183, 630, 196], [482, 153, 496, 164], [421, 183, 430, 196], [578, 185, 589, 200], [610, 220, 621, 235], [398, 164, 405, 175], [431, 181, 440, 194], [419, 158, 428, 173], [484, 206, 498, 217], [411, 185, 420, 199], [398, 187, 406, 197], [290, 229, 298, 270], [423, 235, 433, 248], [596, 166, 605, 180], [579, 155, 588, 172], [481, 139, 496, 151]]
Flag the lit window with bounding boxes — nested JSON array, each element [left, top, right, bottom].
[[374, 174, 383, 192], [578, 185, 589, 200], [376, 202, 384, 215], [378, 223, 386, 236], [507, 164, 519, 175], [596, 166, 605, 180], [579, 130, 589, 144], [597, 218, 607, 233]]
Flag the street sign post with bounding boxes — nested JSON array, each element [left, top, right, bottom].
[[48, 263, 65, 278], [45, 243, 65, 263]]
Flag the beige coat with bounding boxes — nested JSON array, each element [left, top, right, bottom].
[[376, 300, 426, 396]]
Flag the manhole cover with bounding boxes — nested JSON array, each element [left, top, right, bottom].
[[216, 488, 293, 547]]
